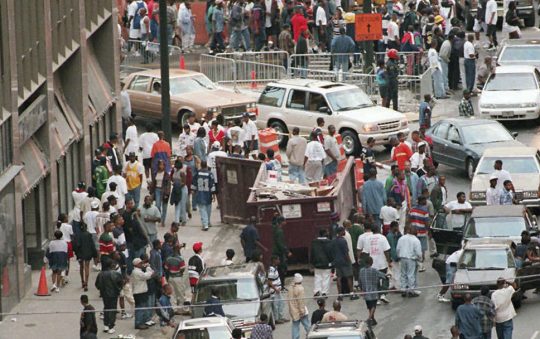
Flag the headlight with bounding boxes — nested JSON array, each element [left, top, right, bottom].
[[400, 119, 408, 127], [470, 192, 486, 200], [519, 102, 537, 108], [480, 103, 496, 109], [363, 123, 379, 132], [453, 284, 470, 290], [208, 107, 218, 113], [247, 102, 256, 108], [523, 191, 538, 199]]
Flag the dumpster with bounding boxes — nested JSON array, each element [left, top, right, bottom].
[[217, 156, 357, 269]]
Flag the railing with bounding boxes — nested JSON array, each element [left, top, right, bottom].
[[216, 51, 289, 67], [122, 39, 183, 67], [289, 53, 365, 74]]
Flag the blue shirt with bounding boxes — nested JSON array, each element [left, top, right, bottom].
[[455, 303, 483, 338], [191, 169, 216, 205], [240, 224, 260, 259], [212, 7, 225, 32], [362, 179, 387, 215], [418, 101, 431, 127], [500, 189, 513, 205], [332, 236, 350, 267]]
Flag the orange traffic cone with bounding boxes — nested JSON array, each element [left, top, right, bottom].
[[179, 53, 185, 69], [251, 70, 257, 89], [35, 266, 51, 296], [2, 266, 9, 297]]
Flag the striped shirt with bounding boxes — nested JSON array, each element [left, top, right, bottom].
[[408, 205, 429, 236]]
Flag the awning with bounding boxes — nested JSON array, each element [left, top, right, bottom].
[[19, 138, 49, 197], [51, 91, 83, 160], [87, 45, 115, 123], [0, 165, 23, 192]]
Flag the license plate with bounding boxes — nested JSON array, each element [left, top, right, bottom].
[[502, 111, 514, 117]]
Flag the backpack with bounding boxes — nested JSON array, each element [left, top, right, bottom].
[[132, 1, 146, 30]]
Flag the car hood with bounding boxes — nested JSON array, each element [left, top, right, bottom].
[[466, 140, 523, 156], [223, 301, 260, 320], [480, 89, 540, 105], [174, 89, 255, 107], [454, 267, 515, 286], [338, 105, 406, 123], [471, 173, 540, 192]]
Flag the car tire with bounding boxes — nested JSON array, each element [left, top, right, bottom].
[[269, 120, 289, 148], [466, 158, 475, 180], [177, 110, 193, 127], [524, 13, 535, 27], [341, 130, 360, 156]]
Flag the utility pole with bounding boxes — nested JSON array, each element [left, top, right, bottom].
[[159, 0, 172, 143], [362, 0, 374, 74]]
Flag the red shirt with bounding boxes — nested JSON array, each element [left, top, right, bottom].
[[290, 13, 308, 42], [392, 142, 413, 170], [209, 129, 225, 145]]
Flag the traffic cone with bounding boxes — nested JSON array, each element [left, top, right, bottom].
[[251, 70, 257, 89], [35, 266, 51, 296], [2, 266, 9, 297], [179, 53, 185, 69]]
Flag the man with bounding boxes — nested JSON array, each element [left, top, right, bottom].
[[444, 192, 473, 229], [485, 0, 498, 49], [386, 48, 400, 111], [203, 288, 225, 317], [362, 169, 386, 227], [455, 293, 483, 338], [106, 167, 128, 212], [191, 161, 216, 231], [321, 300, 348, 322], [492, 278, 516, 339], [304, 131, 326, 182], [428, 40, 447, 99], [459, 89, 474, 117], [151, 131, 172, 175], [83, 200, 102, 271], [333, 226, 354, 300], [210, 0, 225, 53], [311, 298, 328, 325], [313, 118, 325, 144], [473, 286, 496, 339], [404, 161, 420, 209], [486, 175, 501, 205], [240, 216, 267, 262], [140, 195, 161, 243], [310, 229, 333, 297], [80, 294, 98, 339], [163, 244, 190, 314], [439, 36, 453, 94], [413, 325, 429, 339], [104, 133, 121, 171], [290, 6, 308, 42], [477, 56, 494, 88], [360, 137, 378, 177], [122, 197, 149, 274], [359, 256, 387, 327], [178, 124, 195, 159], [272, 216, 291, 285], [286, 127, 308, 184], [123, 152, 144, 207], [250, 0, 266, 51], [500, 180, 515, 205], [418, 95, 433, 129], [323, 125, 341, 178], [492, 160, 512, 190], [251, 314, 273, 338], [148, 239, 163, 312], [331, 27, 356, 76], [391, 133, 413, 171], [386, 221, 401, 290], [430, 175, 447, 212], [95, 259, 124, 334], [268, 255, 288, 324], [396, 225, 422, 297], [157, 284, 175, 327], [315, 0, 328, 50], [124, 118, 139, 161], [188, 242, 205, 289], [408, 196, 430, 272], [242, 112, 259, 156], [289, 273, 310, 339], [386, 14, 400, 50], [178, 1, 195, 51], [417, 165, 438, 196], [138, 123, 159, 178], [94, 157, 109, 199], [409, 142, 428, 176], [464, 34, 477, 92]]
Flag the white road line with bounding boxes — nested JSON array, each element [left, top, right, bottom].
[[531, 330, 539, 339]]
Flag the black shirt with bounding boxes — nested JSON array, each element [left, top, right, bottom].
[[80, 304, 98, 335], [361, 146, 375, 175], [311, 308, 328, 324]]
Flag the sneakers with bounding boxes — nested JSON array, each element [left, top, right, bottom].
[[103, 326, 109, 333], [438, 294, 450, 303], [99, 312, 104, 319], [92, 264, 101, 272], [107, 328, 115, 334], [145, 320, 156, 326], [380, 295, 390, 304], [418, 264, 426, 272], [121, 312, 133, 319], [50, 284, 58, 292]]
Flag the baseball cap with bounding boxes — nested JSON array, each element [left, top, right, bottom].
[[193, 242, 203, 252], [414, 325, 423, 332], [489, 174, 498, 181], [294, 273, 303, 283], [90, 200, 100, 209], [434, 15, 444, 23], [132, 258, 143, 266], [242, 112, 250, 118], [212, 141, 221, 149]]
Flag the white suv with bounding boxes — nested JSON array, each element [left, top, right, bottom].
[[256, 79, 409, 155]]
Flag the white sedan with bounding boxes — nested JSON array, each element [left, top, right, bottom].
[[479, 65, 540, 120]]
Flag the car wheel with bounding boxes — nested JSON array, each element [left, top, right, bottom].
[[177, 110, 193, 127], [269, 120, 289, 148], [341, 130, 360, 156], [466, 158, 475, 180], [524, 13, 535, 27]]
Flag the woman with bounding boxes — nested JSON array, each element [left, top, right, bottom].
[[505, 1, 521, 39], [170, 159, 189, 226], [149, 159, 171, 226], [183, 145, 196, 216], [208, 120, 225, 152], [73, 223, 97, 291], [193, 127, 208, 164], [46, 230, 68, 293], [56, 213, 74, 283]]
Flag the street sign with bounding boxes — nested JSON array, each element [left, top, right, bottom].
[[355, 13, 383, 41]]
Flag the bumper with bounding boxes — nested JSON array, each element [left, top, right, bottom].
[[480, 107, 540, 120], [359, 127, 410, 146], [471, 198, 540, 207]]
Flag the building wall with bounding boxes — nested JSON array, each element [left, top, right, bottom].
[[0, 0, 120, 314]]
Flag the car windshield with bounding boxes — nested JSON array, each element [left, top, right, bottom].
[[310, 336, 363, 339], [459, 249, 515, 270], [484, 73, 537, 91], [195, 279, 259, 303], [461, 124, 513, 144], [170, 75, 216, 95], [174, 326, 231, 339], [465, 217, 527, 238], [499, 46, 540, 63], [476, 156, 539, 174], [326, 88, 373, 111]]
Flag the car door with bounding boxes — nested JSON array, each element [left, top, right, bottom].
[[445, 124, 465, 168], [126, 75, 152, 118], [285, 89, 311, 134], [430, 122, 450, 165], [431, 212, 465, 255], [307, 91, 332, 126], [147, 77, 162, 119]]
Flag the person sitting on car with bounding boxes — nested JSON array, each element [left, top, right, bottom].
[[203, 288, 225, 317]]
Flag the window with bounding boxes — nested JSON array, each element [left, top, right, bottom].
[[433, 122, 449, 139], [258, 86, 286, 107], [128, 75, 151, 92], [286, 90, 307, 110], [0, 118, 12, 174], [447, 126, 460, 143], [308, 93, 329, 112]]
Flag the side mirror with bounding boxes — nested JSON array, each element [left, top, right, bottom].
[[318, 106, 331, 114], [512, 132, 519, 139]]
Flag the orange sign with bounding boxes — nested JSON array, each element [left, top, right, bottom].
[[355, 13, 383, 41]]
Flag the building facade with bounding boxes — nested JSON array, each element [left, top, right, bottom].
[[0, 0, 120, 314]]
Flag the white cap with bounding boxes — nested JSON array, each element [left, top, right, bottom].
[[212, 141, 221, 150], [132, 258, 143, 266], [490, 174, 498, 181], [414, 325, 423, 332], [418, 141, 427, 148], [91, 200, 100, 209], [294, 273, 303, 284]]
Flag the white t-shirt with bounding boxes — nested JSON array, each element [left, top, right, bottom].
[[83, 211, 100, 234], [242, 120, 259, 142], [124, 125, 139, 155], [363, 233, 391, 270], [106, 175, 128, 209], [188, 122, 201, 136], [492, 286, 517, 323], [485, 0, 498, 25], [138, 132, 159, 159], [486, 187, 501, 206], [305, 141, 326, 161], [446, 249, 463, 264], [356, 231, 373, 251], [463, 41, 476, 59], [128, 1, 148, 39], [207, 150, 228, 182], [323, 135, 341, 166], [101, 191, 120, 206], [316, 6, 327, 26], [387, 21, 399, 41], [228, 126, 245, 146], [380, 205, 400, 225], [410, 152, 426, 170], [428, 48, 441, 70], [445, 200, 472, 228], [59, 223, 74, 242], [492, 169, 512, 190]]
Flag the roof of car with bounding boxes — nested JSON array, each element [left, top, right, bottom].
[[308, 321, 366, 336], [130, 68, 202, 78], [501, 39, 540, 47], [269, 79, 353, 89], [200, 263, 260, 281], [463, 238, 514, 249], [482, 146, 537, 157], [437, 118, 500, 126], [492, 65, 538, 74], [178, 316, 230, 329], [471, 205, 525, 218]]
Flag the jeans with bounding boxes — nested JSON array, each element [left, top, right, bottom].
[[324, 160, 338, 177], [495, 319, 513, 339], [254, 30, 266, 51], [446, 263, 457, 284], [271, 292, 286, 321], [127, 246, 147, 275], [230, 28, 250, 51], [198, 203, 212, 228], [128, 186, 141, 207], [211, 31, 225, 51], [147, 291, 156, 322], [464, 58, 476, 92], [150, 19, 159, 41], [103, 296, 118, 328], [432, 68, 445, 98], [333, 59, 350, 80], [291, 315, 310, 339], [482, 331, 492, 339], [440, 59, 449, 91], [134, 293, 148, 327], [174, 186, 188, 224], [154, 187, 168, 224], [288, 164, 306, 184], [400, 258, 417, 291], [387, 81, 399, 111], [314, 268, 331, 295]]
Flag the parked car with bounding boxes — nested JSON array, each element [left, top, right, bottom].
[[469, 147, 540, 207], [123, 69, 258, 126], [462, 0, 535, 31], [307, 321, 376, 339], [191, 263, 273, 337], [479, 65, 540, 121], [173, 316, 235, 339], [426, 118, 521, 179], [256, 79, 409, 155], [450, 239, 540, 310], [496, 39, 540, 68]]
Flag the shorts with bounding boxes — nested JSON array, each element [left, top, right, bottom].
[[418, 235, 427, 252], [143, 158, 152, 171], [335, 264, 353, 278], [67, 241, 74, 259], [487, 24, 497, 36], [91, 233, 99, 250], [365, 299, 378, 310]]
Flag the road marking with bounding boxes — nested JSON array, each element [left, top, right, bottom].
[[531, 330, 539, 339]]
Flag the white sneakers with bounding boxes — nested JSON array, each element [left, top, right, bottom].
[[418, 264, 426, 272], [50, 284, 60, 293], [145, 320, 156, 326], [438, 294, 450, 303], [121, 312, 133, 319], [380, 295, 390, 304]]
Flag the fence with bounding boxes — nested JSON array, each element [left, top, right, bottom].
[[122, 39, 183, 67], [216, 51, 289, 67]]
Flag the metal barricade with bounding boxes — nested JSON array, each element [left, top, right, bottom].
[[216, 51, 289, 67], [122, 39, 183, 67], [374, 51, 427, 75], [199, 54, 237, 84], [289, 53, 364, 75]]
